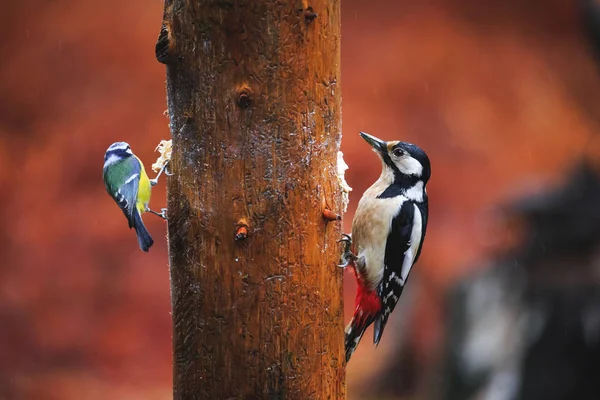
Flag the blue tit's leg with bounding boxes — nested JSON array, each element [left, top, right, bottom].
[[150, 161, 170, 186], [146, 207, 168, 220], [337, 233, 357, 268]]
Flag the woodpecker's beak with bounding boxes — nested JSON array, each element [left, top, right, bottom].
[[359, 132, 387, 155]]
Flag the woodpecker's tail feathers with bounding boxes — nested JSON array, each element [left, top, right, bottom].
[[132, 211, 154, 252], [373, 283, 405, 345], [373, 314, 386, 346], [345, 285, 382, 362], [345, 313, 376, 363]]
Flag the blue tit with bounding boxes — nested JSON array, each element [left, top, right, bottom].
[[102, 142, 165, 252]]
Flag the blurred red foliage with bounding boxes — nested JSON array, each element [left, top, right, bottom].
[[0, 1, 171, 398], [1, 0, 600, 399]]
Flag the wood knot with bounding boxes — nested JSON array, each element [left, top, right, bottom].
[[304, 7, 318, 23], [155, 23, 174, 64], [236, 85, 253, 108], [237, 93, 251, 109], [235, 218, 250, 241], [322, 208, 341, 222], [319, 187, 340, 222]]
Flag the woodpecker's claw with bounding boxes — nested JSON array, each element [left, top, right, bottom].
[[165, 163, 174, 176], [147, 207, 168, 220], [337, 233, 352, 244], [338, 254, 357, 268], [337, 233, 357, 268]]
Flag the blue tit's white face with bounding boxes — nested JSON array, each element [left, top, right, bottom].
[[104, 142, 134, 169]]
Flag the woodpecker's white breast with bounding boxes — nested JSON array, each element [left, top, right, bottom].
[[351, 177, 424, 290]]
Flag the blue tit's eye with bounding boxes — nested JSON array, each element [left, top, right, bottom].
[[393, 148, 404, 157]]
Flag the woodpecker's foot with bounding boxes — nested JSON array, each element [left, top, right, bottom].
[[150, 161, 171, 186], [337, 233, 357, 268], [147, 207, 168, 220]]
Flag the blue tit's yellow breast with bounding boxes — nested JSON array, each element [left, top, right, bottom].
[[135, 156, 152, 214]]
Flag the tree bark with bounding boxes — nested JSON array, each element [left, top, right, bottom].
[[159, 0, 344, 399]]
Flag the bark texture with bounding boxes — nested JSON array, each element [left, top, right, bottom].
[[161, 0, 344, 399]]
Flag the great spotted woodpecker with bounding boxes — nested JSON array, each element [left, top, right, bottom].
[[339, 132, 431, 362]]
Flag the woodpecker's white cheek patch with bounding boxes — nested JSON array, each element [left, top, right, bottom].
[[404, 181, 424, 202], [396, 156, 423, 176]]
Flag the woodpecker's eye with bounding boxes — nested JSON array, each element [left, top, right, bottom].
[[392, 148, 404, 157]]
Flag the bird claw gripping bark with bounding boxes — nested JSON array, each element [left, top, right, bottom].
[[337, 233, 357, 268]]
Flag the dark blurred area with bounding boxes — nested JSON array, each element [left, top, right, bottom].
[[437, 161, 600, 400], [2, 0, 600, 399]]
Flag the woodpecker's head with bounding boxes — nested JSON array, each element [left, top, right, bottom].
[[360, 131, 431, 184]]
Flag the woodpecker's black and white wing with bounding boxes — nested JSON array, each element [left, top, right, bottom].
[[413, 196, 428, 264], [373, 199, 425, 345]]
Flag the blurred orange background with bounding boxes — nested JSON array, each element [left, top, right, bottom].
[[2, 0, 600, 399]]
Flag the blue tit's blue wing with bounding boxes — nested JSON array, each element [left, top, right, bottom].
[[104, 156, 141, 227]]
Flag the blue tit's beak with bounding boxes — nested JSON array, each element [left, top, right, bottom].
[[359, 132, 387, 155]]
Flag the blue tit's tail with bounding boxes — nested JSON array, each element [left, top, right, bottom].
[[132, 210, 153, 252]]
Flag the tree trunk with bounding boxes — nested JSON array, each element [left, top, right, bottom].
[[158, 0, 344, 399]]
